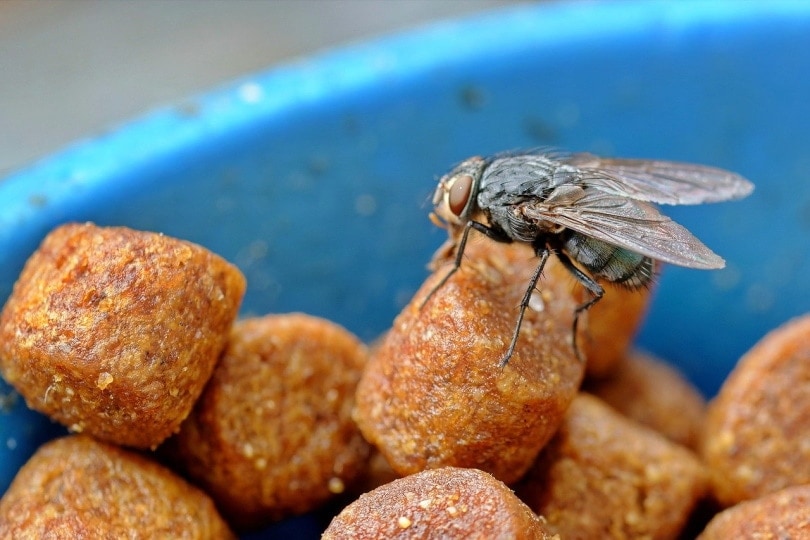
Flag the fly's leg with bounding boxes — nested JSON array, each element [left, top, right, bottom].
[[554, 251, 604, 362], [420, 220, 512, 309], [499, 248, 551, 367]]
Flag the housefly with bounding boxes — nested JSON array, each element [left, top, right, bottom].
[[425, 150, 754, 366]]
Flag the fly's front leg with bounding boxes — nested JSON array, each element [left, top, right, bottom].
[[420, 220, 511, 309], [554, 251, 604, 362]]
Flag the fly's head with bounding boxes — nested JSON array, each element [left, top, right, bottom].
[[430, 156, 486, 238]]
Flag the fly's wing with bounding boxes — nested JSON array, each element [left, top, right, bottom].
[[523, 186, 726, 269], [566, 153, 754, 205]]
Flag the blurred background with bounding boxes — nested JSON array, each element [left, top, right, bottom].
[[0, 0, 524, 176]]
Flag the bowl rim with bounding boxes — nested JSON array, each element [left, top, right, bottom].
[[1, 1, 806, 241]]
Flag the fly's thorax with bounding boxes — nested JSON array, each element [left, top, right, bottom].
[[549, 163, 581, 188], [563, 232, 654, 289], [476, 154, 558, 211]]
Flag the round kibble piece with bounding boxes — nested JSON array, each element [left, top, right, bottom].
[[697, 484, 810, 539], [701, 314, 810, 506], [0, 435, 234, 539], [517, 394, 708, 539], [585, 349, 706, 450], [323, 467, 558, 539], [163, 313, 370, 530], [354, 241, 585, 484], [0, 223, 246, 449]]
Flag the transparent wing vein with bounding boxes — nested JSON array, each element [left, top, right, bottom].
[[522, 189, 726, 269]]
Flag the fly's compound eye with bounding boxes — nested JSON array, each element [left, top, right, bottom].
[[448, 174, 474, 217]]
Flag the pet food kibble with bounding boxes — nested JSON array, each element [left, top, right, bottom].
[[582, 281, 653, 377], [164, 313, 370, 530], [354, 241, 585, 484], [586, 349, 706, 450], [323, 467, 558, 539], [702, 314, 810, 506], [697, 484, 810, 539], [0, 223, 246, 448], [517, 394, 707, 539], [0, 435, 234, 539]]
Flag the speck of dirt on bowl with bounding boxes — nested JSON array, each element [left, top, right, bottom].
[[0, 389, 18, 413], [28, 194, 48, 208]]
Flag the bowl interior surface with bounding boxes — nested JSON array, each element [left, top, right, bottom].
[[1, 0, 809, 530]]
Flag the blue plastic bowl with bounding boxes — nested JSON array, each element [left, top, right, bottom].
[[2, 1, 809, 535]]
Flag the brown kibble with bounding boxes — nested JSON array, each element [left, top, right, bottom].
[[585, 349, 706, 450], [0, 223, 246, 449], [354, 241, 585, 484], [701, 314, 810, 506], [517, 394, 707, 539], [697, 484, 810, 539], [0, 435, 234, 539], [163, 313, 370, 530], [323, 467, 559, 539], [581, 279, 653, 378]]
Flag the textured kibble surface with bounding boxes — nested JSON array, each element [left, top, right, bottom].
[[585, 349, 706, 450], [701, 314, 810, 506], [696, 484, 810, 539], [164, 313, 370, 530], [0, 435, 234, 539], [517, 394, 708, 540], [323, 467, 559, 539], [354, 240, 585, 484], [0, 223, 246, 449]]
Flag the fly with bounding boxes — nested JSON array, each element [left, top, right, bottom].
[[424, 150, 754, 366]]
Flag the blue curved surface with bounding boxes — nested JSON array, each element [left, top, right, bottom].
[[1, 1, 809, 535]]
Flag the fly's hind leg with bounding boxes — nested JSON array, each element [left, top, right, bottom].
[[499, 248, 551, 367], [554, 251, 604, 363], [421, 220, 512, 309]]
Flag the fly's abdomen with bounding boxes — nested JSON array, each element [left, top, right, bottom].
[[563, 233, 654, 288]]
